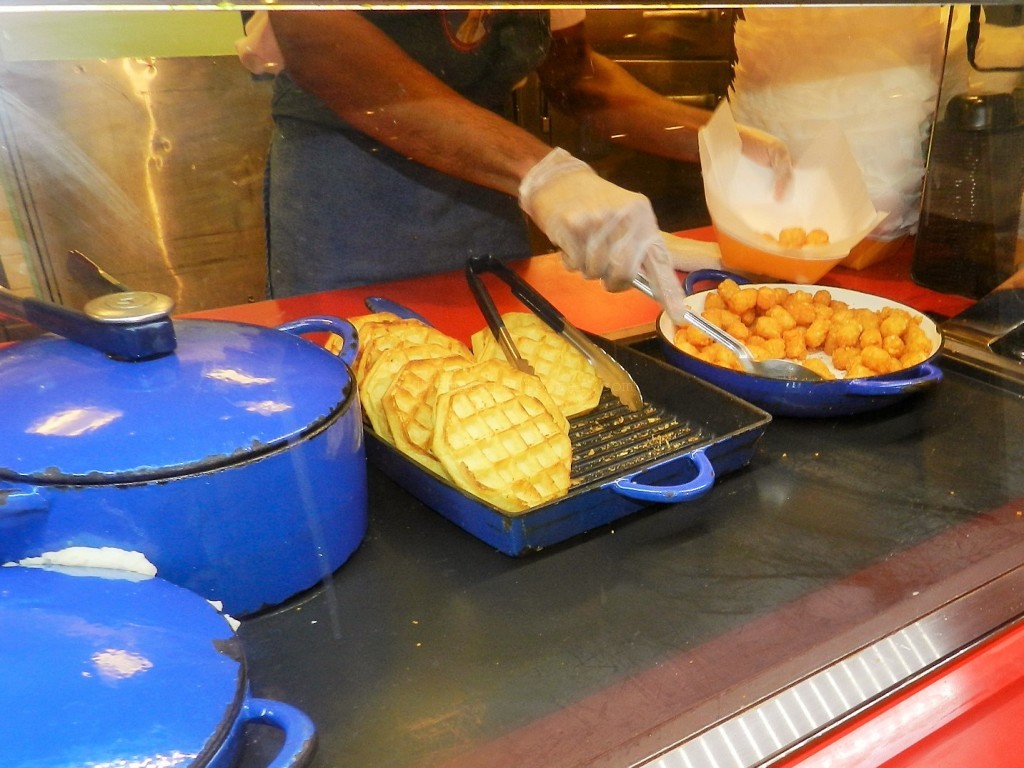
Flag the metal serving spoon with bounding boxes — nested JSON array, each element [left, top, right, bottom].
[[632, 275, 824, 382]]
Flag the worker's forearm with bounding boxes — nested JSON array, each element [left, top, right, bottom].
[[270, 11, 552, 197], [539, 34, 709, 163]]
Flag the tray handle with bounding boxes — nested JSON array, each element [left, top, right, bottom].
[[605, 448, 715, 503], [842, 362, 944, 396]]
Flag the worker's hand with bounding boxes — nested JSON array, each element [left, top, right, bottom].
[[520, 148, 667, 293], [736, 123, 792, 199]]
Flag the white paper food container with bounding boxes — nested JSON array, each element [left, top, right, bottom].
[[698, 101, 887, 283]]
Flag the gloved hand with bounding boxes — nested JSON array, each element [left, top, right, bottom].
[[736, 123, 793, 199], [519, 147, 688, 320]]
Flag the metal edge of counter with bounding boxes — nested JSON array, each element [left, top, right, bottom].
[[633, 554, 1024, 768]]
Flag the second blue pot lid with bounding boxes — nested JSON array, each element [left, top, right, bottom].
[[0, 565, 244, 768], [0, 318, 356, 482]]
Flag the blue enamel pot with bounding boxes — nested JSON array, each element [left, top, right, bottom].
[[655, 270, 945, 417], [0, 305, 367, 616], [0, 565, 317, 767]]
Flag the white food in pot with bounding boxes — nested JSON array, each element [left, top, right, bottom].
[[4, 546, 158, 581]]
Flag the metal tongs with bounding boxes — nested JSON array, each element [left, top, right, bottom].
[[465, 254, 643, 411]]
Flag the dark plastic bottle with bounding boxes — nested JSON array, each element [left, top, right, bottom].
[[913, 91, 1024, 299]]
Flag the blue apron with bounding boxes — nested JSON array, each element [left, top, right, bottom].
[[267, 11, 552, 297]]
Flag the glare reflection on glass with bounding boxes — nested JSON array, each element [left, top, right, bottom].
[[28, 407, 122, 437], [244, 400, 293, 416], [205, 368, 275, 385], [90, 648, 153, 680]]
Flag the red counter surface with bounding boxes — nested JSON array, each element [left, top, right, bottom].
[[190, 228, 973, 343]]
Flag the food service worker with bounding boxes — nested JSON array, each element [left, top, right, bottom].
[[236, 10, 790, 312]]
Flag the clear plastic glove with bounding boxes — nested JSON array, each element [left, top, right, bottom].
[[519, 147, 689, 321], [520, 148, 667, 293]]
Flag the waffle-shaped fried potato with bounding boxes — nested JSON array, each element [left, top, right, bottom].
[[382, 355, 476, 477], [431, 358, 569, 434], [432, 380, 572, 514], [357, 318, 471, 384], [471, 312, 602, 418], [360, 342, 471, 442]]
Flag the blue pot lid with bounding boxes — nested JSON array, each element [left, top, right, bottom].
[[0, 318, 355, 482], [0, 566, 243, 768]]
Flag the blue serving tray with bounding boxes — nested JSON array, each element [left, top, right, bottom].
[[366, 335, 770, 555]]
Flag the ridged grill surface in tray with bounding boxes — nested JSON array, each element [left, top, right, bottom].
[[569, 391, 707, 489]]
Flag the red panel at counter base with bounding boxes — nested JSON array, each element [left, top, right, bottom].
[[783, 618, 1024, 768]]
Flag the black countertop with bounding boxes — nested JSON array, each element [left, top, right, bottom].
[[236, 356, 1024, 768]]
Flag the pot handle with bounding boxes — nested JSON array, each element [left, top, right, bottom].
[[606, 448, 715, 503], [238, 698, 318, 768], [0, 482, 49, 516], [276, 316, 359, 369], [842, 362, 944, 396], [683, 269, 751, 295]]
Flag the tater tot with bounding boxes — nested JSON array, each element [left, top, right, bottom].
[[778, 227, 807, 248], [760, 338, 787, 360], [787, 301, 819, 327], [879, 312, 910, 338], [682, 325, 714, 348], [854, 308, 880, 331], [724, 321, 751, 341], [783, 328, 807, 359], [766, 305, 797, 332], [702, 344, 742, 371], [831, 346, 861, 372], [727, 288, 759, 315], [848, 363, 877, 379], [882, 334, 905, 358], [756, 286, 780, 313], [702, 308, 727, 328], [825, 320, 863, 353], [804, 318, 829, 350], [802, 358, 835, 380], [672, 332, 700, 357], [813, 289, 833, 306], [717, 279, 740, 301], [754, 315, 783, 340], [749, 338, 784, 360], [859, 327, 883, 349], [900, 349, 931, 368], [806, 228, 830, 246], [704, 292, 726, 311], [861, 345, 898, 375]]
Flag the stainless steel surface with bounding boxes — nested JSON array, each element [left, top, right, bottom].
[[0, 57, 271, 314], [940, 281, 1024, 389], [83, 290, 175, 323], [641, 563, 1024, 768]]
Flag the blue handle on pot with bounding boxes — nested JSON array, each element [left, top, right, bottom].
[[277, 316, 358, 369], [842, 362, 944, 396], [606, 448, 715, 503], [683, 269, 751, 295], [0, 483, 49, 516], [364, 296, 432, 326], [238, 698, 318, 768]]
